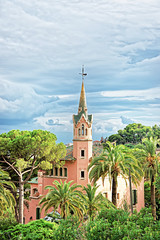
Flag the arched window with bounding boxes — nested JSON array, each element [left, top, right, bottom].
[[85, 128, 87, 135], [82, 124, 84, 135], [78, 128, 81, 136]]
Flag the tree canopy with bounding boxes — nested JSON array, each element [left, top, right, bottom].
[[0, 129, 66, 223], [108, 123, 160, 145]]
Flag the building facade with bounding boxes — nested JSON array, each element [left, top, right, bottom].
[[24, 79, 144, 223]]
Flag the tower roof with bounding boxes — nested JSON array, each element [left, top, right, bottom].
[[78, 81, 87, 113]]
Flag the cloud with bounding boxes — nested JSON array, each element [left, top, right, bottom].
[[0, 78, 59, 122], [93, 118, 125, 135], [46, 119, 63, 126], [101, 87, 160, 101], [120, 116, 134, 125], [0, 0, 160, 143]]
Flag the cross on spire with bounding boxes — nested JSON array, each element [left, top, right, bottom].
[[79, 65, 87, 81]]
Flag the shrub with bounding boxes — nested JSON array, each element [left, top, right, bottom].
[[1, 219, 58, 240], [54, 217, 81, 240], [97, 208, 129, 224], [85, 219, 111, 240]]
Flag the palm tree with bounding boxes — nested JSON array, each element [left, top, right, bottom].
[[0, 168, 16, 215], [88, 141, 143, 207], [82, 184, 114, 221], [136, 137, 160, 220], [40, 180, 84, 220]]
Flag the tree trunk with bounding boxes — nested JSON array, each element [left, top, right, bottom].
[[151, 175, 156, 221], [19, 175, 24, 224], [112, 175, 117, 206]]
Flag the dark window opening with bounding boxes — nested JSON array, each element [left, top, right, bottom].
[[132, 190, 137, 205], [82, 124, 84, 135], [55, 167, 58, 176], [36, 208, 40, 220], [104, 192, 108, 198], [117, 193, 120, 199], [85, 129, 87, 135], [33, 188, 38, 195], [60, 168, 63, 177], [81, 150, 85, 157], [81, 171, 85, 179], [78, 128, 80, 136], [51, 168, 53, 175], [64, 168, 67, 177]]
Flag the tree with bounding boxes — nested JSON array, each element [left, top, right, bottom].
[[108, 123, 153, 145], [0, 130, 66, 223], [136, 137, 160, 220], [88, 141, 143, 206], [40, 180, 84, 220], [82, 184, 113, 221], [0, 168, 16, 216]]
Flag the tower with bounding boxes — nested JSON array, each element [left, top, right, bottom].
[[72, 66, 93, 186]]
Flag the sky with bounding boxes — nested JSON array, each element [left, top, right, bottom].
[[0, 0, 160, 144]]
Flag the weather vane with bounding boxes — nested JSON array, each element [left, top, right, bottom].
[[79, 65, 87, 81]]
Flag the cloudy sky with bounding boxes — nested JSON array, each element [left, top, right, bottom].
[[0, 0, 160, 143]]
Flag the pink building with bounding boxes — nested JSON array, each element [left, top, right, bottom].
[[24, 79, 144, 223]]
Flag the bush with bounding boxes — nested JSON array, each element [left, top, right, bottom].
[[97, 208, 129, 224], [1, 219, 58, 240], [54, 217, 81, 240], [85, 219, 111, 240]]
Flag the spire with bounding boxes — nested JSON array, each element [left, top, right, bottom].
[[78, 81, 87, 114], [78, 66, 87, 114]]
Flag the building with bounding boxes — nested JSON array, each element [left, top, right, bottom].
[[24, 77, 144, 223]]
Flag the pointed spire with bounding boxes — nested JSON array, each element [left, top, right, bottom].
[[78, 80, 87, 114], [78, 66, 88, 115]]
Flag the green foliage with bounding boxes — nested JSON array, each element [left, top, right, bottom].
[[88, 141, 143, 206], [1, 219, 58, 240], [136, 137, 160, 220], [1, 208, 160, 240], [144, 181, 160, 220], [82, 184, 109, 221], [85, 219, 111, 240], [97, 208, 129, 223], [0, 168, 16, 215], [108, 123, 154, 145], [0, 213, 17, 231], [0, 130, 66, 223], [54, 217, 81, 240], [40, 180, 84, 219]]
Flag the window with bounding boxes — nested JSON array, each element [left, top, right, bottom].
[[117, 193, 120, 199], [85, 128, 87, 135], [81, 170, 85, 179], [132, 190, 137, 205], [81, 150, 85, 157], [36, 208, 40, 220], [51, 168, 53, 175], [78, 128, 81, 136], [55, 167, 58, 176], [82, 124, 84, 135], [104, 192, 108, 198], [64, 168, 67, 177], [60, 168, 63, 177]]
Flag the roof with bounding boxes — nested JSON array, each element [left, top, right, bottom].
[[28, 177, 38, 184], [73, 81, 93, 125], [92, 145, 103, 157], [63, 145, 103, 161], [73, 112, 92, 125], [79, 81, 87, 111], [62, 145, 76, 161]]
